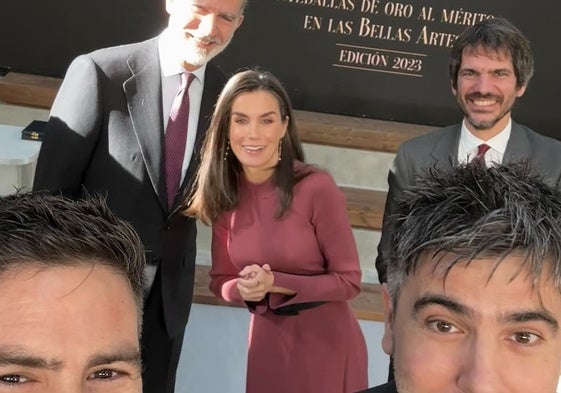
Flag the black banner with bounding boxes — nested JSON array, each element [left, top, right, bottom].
[[215, 0, 561, 139], [1, 0, 559, 139]]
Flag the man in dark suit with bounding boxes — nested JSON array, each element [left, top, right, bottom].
[[364, 162, 561, 393], [33, 1, 245, 392], [376, 17, 561, 285]]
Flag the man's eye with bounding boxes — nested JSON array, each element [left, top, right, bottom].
[[89, 369, 119, 380], [0, 374, 29, 384], [512, 331, 541, 345], [427, 319, 459, 334], [220, 15, 235, 23]]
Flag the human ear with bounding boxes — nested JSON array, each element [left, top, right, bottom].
[[165, 0, 173, 15], [451, 79, 458, 97], [381, 283, 395, 355], [281, 116, 289, 138], [235, 14, 245, 29], [516, 83, 527, 98]]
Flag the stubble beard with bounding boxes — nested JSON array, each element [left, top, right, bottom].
[[394, 368, 414, 393], [459, 94, 514, 132], [180, 37, 232, 68]]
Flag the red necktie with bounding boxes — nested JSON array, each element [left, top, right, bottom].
[[165, 72, 194, 209], [471, 143, 490, 164]]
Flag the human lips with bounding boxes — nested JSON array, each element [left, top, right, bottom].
[[192, 36, 219, 48], [466, 93, 501, 109], [242, 145, 265, 153], [472, 98, 496, 106]]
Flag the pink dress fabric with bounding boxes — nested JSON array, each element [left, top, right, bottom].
[[210, 162, 368, 393]]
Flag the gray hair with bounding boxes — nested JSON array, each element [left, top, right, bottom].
[[387, 161, 561, 301]]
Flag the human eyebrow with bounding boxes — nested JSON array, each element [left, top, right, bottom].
[[87, 347, 142, 370], [503, 311, 559, 333], [413, 294, 474, 318], [231, 111, 278, 118], [493, 68, 512, 75], [231, 112, 248, 120], [219, 11, 238, 21], [0, 349, 63, 370], [459, 68, 477, 75]]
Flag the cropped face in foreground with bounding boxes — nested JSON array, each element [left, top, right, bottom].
[[0, 263, 142, 393], [382, 253, 561, 393]]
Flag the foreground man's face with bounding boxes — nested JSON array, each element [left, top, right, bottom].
[[0, 264, 142, 392], [383, 254, 561, 393]]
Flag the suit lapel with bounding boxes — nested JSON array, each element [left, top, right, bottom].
[[123, 39, 168, 212], [503, 122, 530, 163], [430, 124, 461, 169]]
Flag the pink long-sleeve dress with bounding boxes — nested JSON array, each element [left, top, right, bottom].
[[210, 162, 368, 393]]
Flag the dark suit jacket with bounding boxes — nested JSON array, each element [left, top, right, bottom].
[[375, 122, 561, 283], [33, 37, 226, 337], [359, 381, 397, 392]]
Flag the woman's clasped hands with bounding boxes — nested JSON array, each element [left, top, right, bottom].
[[237, 263, 274, 302]]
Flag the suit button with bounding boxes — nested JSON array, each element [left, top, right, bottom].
[[166, 225, 171, 230]]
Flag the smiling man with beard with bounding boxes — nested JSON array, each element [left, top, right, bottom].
[[375, 17, 561, 286], [374, 17, 561, 381], [33, 1, 245, 392]]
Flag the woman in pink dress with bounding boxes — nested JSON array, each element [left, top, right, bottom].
[[186, 69, 367, 393]]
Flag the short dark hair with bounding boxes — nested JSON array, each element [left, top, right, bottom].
[[0, 192, 145, 312], [186, 69, 306, 224], [387, 161, 561, 301], [449, 17, 534, 89]]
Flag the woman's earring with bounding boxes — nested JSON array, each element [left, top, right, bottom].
[[278, 139, 282, 162], [224, 140, 230, 161]]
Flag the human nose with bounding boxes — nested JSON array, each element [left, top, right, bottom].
[[473, 74, 493, 95], [247, 121, 259, 139], [457, 337, 505, 393], [198, 13, 218, 37]]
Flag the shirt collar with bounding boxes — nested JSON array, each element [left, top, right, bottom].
[[460, 118, 512, 154]]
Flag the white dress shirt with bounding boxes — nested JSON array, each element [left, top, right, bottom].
[[457, 118, 512, 167], [158, 28, 206, 183]]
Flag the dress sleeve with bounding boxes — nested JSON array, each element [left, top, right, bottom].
[[268, 171, 362, 310], [210, 214, 269, 314], [32, 54, 102, 196], [209, 214, 244, 304]]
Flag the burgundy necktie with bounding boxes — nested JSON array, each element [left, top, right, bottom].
[[471, 143, 490, 164], [165, 72, 194, 209]]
